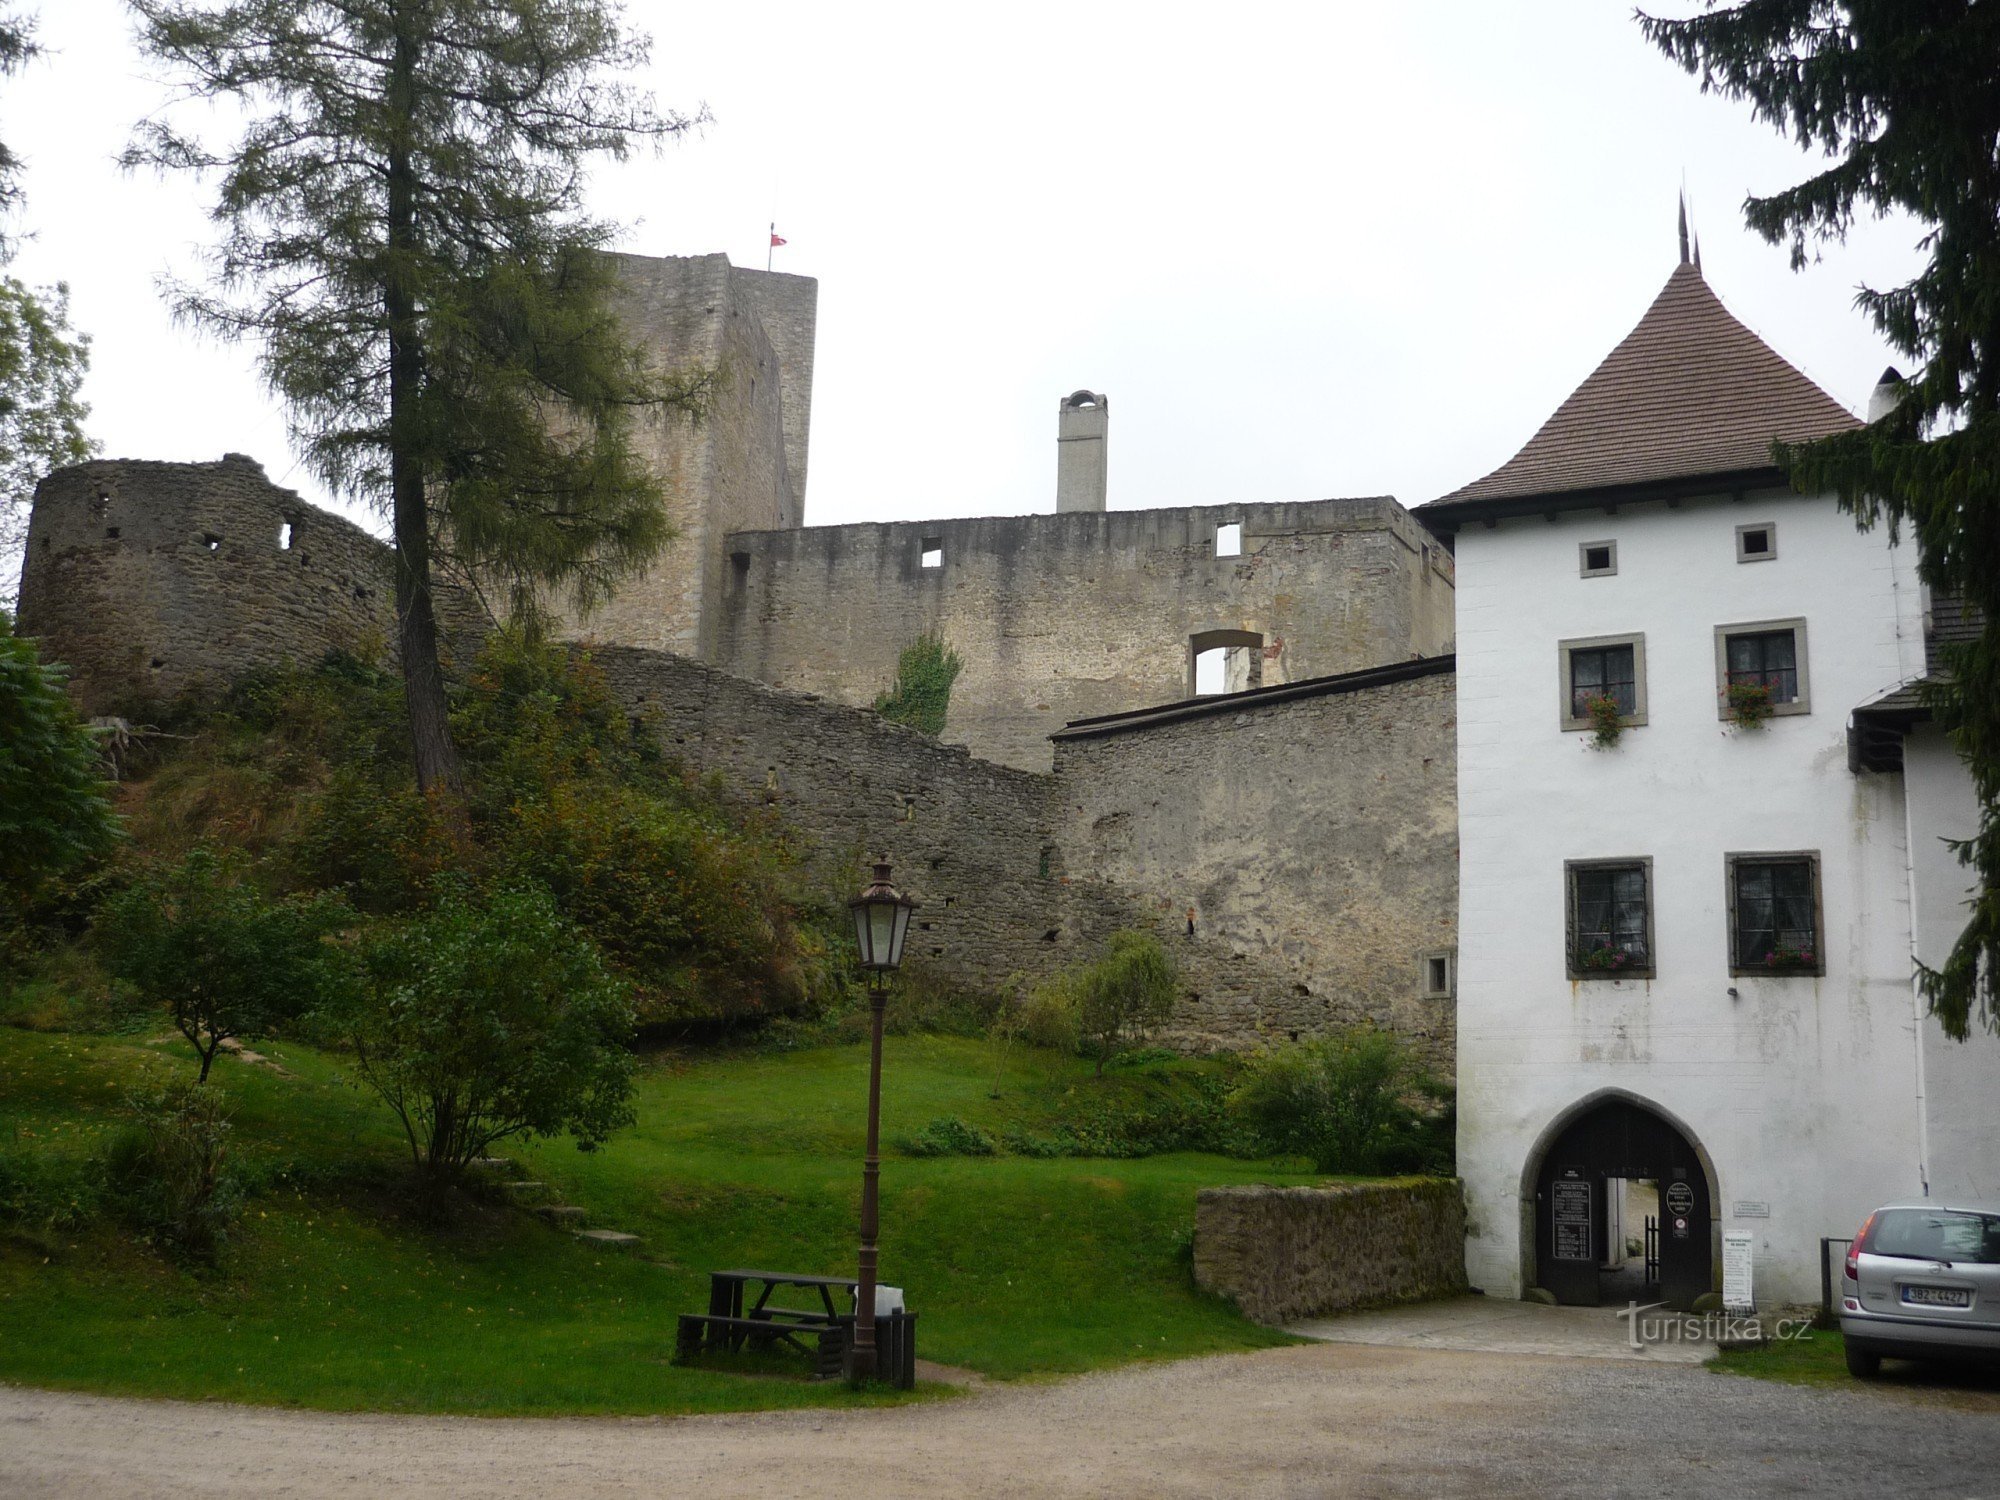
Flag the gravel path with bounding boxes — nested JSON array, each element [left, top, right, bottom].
[[5, 1343, 1997, 1499]]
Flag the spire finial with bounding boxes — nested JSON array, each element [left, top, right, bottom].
[[1678, 192, 1691, 265]]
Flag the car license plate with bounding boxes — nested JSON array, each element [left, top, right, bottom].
[[1902, 1284, 1972, 1308]]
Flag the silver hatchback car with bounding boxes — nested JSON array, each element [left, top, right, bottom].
[[1839, 1202, 2000, 1377]]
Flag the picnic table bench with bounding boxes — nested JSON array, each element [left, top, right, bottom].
[[674, 1269, 917, 1388]]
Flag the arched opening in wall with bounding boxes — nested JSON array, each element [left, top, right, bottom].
[[1519, 1090, 1719, 1311], [1189, 629, 1263, 697]]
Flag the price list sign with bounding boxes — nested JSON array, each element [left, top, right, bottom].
[[1552, 1174, 1592, 1262]]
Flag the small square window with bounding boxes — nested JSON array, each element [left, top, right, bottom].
[[1726, 853, 1822, 975], [1558, 633, 1648, 732], [1215, 522, 1242, 558], [920, 537, 943, 569], [1735, 523, 1776, 562], [1421, 949, 1455, 999], [1714, 618, 1810, 719], [1579, 540, 1617, 578], [1566, 858, 1655, 979]]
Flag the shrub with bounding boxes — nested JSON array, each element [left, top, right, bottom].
[[1075, 931, 1179, 1076], [501, 782, 812, 1030], [0, 1146, 101, 1234], [873, 632, 963, 737], [101, 1080, 240, 1260], [99, 848, 357, 1080], [901, 1115, 997, 1157], [1231, 1027, 1453, 1176], [322, 881, 636, 1190], [1000, 973, 1083, 1054], [0, 611, 121, 901]]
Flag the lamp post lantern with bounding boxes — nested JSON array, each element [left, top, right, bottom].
[[846, 859, 917, 1382]]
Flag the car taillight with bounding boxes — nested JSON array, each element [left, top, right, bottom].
[[1846, 1211, 1878, 1281]]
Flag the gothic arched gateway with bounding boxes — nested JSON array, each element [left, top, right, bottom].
[[1528, 1096, 1715, 1311]]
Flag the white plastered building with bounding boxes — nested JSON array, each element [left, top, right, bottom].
[[1422, 255, 2000, 1311]]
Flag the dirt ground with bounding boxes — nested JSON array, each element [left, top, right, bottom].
[[6, 1340, 1998, 1499]]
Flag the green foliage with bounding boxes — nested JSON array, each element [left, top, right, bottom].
[[100, 1079, 239, 1261], [1231, 1028, 1453, 1176], [1723, 679, 1775, 729], [1073, 931, 1179, 1076], [0, 1142, 99, 1235], [1582, 691, 1624, 749], [0, 612, 120, 899], [322, 881, 636, 1186], [98, 848, 354, 1081], [0, 277, 94, 598], [1001, 973, 1084, 1054], [1641, 4, 2000, 1038], [901, 1114, 996, 1157], [130, 635, 842, 1036], [125, 0, 706, 796], [873, 631, 963, 737]]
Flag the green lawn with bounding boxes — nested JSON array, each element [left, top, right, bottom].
[[0, 1025, 1321, 1413]]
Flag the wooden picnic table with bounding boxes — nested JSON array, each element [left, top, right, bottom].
[[706, 1269, 859, 1325], [677, 1269, 917, 1387]]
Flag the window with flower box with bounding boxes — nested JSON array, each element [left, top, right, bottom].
[[1558, 632, 1648, 733], [1565, 858, 1654, 979], [1726, 852, 1823, 976], [1714, 617, 1810, 720]]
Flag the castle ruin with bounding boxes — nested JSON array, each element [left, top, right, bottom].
[[16, 251, 1459, 1060]]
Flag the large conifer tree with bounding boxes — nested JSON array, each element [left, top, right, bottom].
[[1642, 2, 2000, 1038], [125, 0, 703, 803]]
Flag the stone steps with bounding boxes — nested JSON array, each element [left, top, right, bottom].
[[576, 1229, 642, 1249]]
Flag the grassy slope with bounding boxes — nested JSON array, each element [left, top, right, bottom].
[[0, 1027, 1316, 1414]]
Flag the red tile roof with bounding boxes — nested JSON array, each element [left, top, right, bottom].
[[1427, 263, 1860, 512]]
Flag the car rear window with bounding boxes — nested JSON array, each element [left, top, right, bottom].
[[1867, 1209, 2000, 1264]]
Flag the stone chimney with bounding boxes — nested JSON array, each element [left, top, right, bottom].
[[1866, 367, 1905, 424], [1056, 389, 1108, 513]]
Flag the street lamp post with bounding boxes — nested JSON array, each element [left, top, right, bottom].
[[846, 859, 917, 1382]]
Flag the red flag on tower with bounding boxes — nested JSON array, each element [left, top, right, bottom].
[[769, 230, 787, 248]]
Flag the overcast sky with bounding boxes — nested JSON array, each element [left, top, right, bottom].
[[5, 1, 1924, 539]]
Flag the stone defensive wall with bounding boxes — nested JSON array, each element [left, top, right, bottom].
[[1052, 656, 1459, 1062], [1193, 1181, 1468, 1324], [713, 497, 1457, 772], [17, 456, 402, 715], [18, 456, 1457, 1059]]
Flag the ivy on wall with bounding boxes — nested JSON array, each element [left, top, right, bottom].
[[874, 631, 963, 738]]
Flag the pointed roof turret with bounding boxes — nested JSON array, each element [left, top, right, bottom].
[[1424, 263, 1860, 523]]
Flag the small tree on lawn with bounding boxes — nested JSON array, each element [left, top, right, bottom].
[[100, 847, 352, 1081], [0, 611, 119, 899], [330, 880, 635, 1189], [1075, 930, 1178, 1077]]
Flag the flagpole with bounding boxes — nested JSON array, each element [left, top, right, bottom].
[[768, 221, 774, 273]]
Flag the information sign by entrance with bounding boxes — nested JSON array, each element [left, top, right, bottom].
[[1552, 1174, 1592, 1262], [1664, 1180, 1695, 1217], [1723, 1232, 1754, 1312]]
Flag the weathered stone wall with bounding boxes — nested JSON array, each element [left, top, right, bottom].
[[1053, 659, 1458, 1061], [586, 647, 1457, 1058], [16, 456, 399, 713], [1193, 1181, 1468, 1325], [564, 253, 815, 656], [714, 498, 1457, 772]]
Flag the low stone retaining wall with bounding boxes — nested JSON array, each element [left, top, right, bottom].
[[1193, 1180, 1466, 1325]]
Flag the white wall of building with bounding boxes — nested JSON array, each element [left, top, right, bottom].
[[1904, 725, 2000, 1205], [1454, 486, 1940, 1307]]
